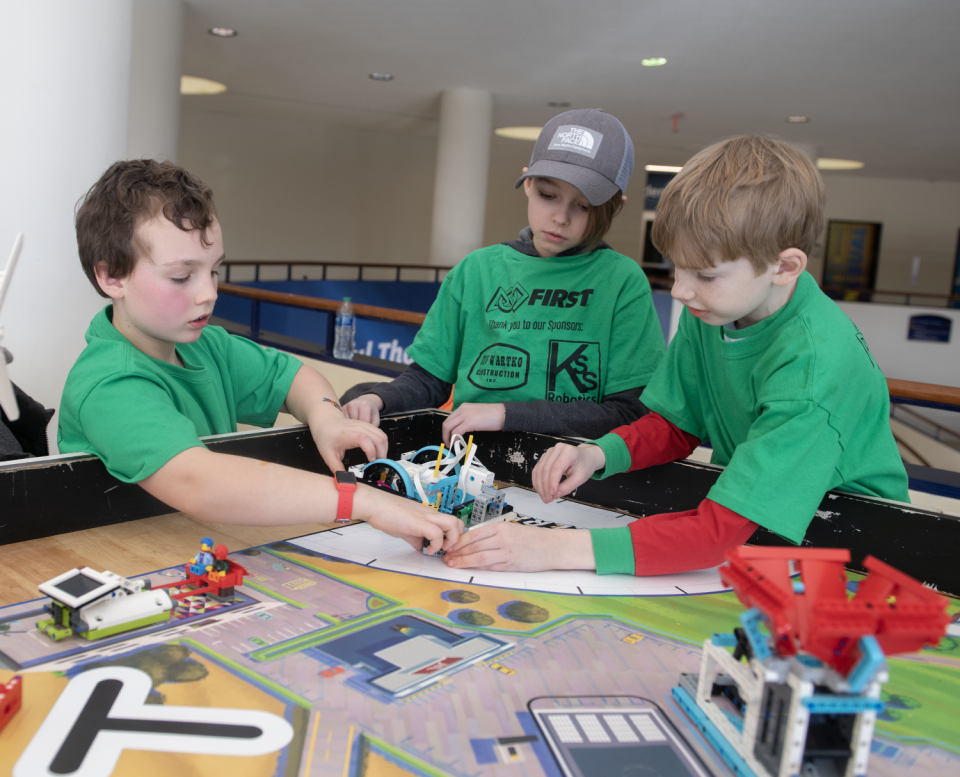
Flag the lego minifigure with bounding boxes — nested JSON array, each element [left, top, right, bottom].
[[190, 537, 215, 575]]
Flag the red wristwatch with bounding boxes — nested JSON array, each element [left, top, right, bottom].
[[334, 471, 357, 523]]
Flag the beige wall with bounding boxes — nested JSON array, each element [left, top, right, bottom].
[[180, 110, 960, 298], [815, 175, 960, 296], [179, 110, 437, 265]]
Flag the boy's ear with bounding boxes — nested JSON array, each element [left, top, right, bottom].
[[772, 248, 807, 286], [94, 262, 126, 300]]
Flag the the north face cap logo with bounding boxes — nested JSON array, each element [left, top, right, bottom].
[[548, 125, 603, 159]]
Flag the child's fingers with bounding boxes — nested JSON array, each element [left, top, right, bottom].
[[533, 445, 572, 502], [356, 433, 377, 462], [321, 452, 346, 474], [422, 529, 445, 555], [445, 547, 508, 570], [440, 411, 463, 447], [359, 399, 381, 426]]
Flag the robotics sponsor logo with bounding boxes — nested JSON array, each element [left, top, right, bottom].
[[547, 125, 603, 159], [468, 344, 530, 391], [546, 340, 601, 402], [486, 283, 530, 314], [528, 288, 595, 308]]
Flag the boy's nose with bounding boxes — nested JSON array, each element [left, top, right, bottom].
[[671, 273, 692, 300], [196, 276, 218, 304]]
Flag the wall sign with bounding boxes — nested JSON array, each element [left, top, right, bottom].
[[908, 315, 952, 343], [822, 220, 882, 300]]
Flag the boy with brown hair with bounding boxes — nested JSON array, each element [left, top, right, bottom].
[[59, 160, 461, 552], [444, 135, 908, 575], [343, 109, 665, 445]]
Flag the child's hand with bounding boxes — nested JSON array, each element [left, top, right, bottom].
[[342, 394, 385, 426], [532, 443, 606, 503], [355, 485, 463, 554], [312, 417, 388, 473], [441, 403, 506, 446], [443, 522, 595, 571]]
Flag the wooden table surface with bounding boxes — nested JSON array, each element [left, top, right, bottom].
[[0, 513, 337, 608]]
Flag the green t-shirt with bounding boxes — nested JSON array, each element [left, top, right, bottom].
[[408, 243, 665, 407], [595, 272, 909, 543], [58, 306, 302, 483]]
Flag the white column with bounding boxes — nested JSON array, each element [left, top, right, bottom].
[[0, 0, 133, 451], [429, 88, 493, 267], [128, 0, 184, 162]]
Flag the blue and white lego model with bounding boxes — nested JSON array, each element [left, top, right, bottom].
[[349, 433, 512, 529]]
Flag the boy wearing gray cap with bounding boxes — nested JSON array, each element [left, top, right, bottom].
[[344, 109, 665, 444]]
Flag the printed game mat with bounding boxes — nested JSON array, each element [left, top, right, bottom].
[[1, 488, 958, 776]]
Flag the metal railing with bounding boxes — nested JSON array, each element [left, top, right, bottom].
[[220, 260, 453, 284]]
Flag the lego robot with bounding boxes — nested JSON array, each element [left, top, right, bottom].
[[673, 547, 950, 777], [349, 434, 511, 528]]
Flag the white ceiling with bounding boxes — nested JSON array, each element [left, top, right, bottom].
[[181, 0, 960, 181]]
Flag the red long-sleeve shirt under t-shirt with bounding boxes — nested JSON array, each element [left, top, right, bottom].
[[592, 413, 757, 576]]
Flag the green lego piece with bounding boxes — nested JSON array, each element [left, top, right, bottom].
[[36, 618, 74, 641], [455, 503, 474, 527], [81, 609, 171, 640]]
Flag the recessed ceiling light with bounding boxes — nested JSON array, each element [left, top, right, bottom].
[[645, 165, 683, 173], [495, 127, 542, 141], [641, 57, 667, 67], [786, 116, 809, 123], [180, 75, 227, 95], [816, 158, 865, 171], [548, 101, 570, 108], [208, 27, 238, 37], [369, 73, 394, 81]]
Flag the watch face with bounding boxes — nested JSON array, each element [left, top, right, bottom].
[[335, 471, 357, 486]]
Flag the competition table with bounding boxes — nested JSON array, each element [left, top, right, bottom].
[[0, 410, 957, 777]]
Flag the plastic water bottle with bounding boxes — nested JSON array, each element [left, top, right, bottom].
[[333, 297, 355, 360]]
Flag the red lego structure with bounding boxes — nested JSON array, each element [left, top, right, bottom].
[[0, 674, 23, 734], [719, 546, 951, 676], [156, 544, 248, 603]]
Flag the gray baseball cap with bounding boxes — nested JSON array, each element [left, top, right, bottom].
[[515, 109, 634, 205]]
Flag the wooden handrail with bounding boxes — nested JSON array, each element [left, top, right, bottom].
[[218, 282, 427, 325], [887, 378, 960, 407]]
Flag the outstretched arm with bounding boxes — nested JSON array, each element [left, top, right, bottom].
[[140, 446, 462, 554], [443, 499, 755, 575]]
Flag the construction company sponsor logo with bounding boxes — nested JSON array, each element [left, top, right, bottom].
[[14, 666, 293, 777], [546, 340, 601, 402], [548, 125, 603, 159], [486, 283, 530, 313], [468, 344, 530, 391]]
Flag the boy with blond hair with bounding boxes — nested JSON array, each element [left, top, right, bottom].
[[444, 135, 908, 575], [59, 160, 461, 553]]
